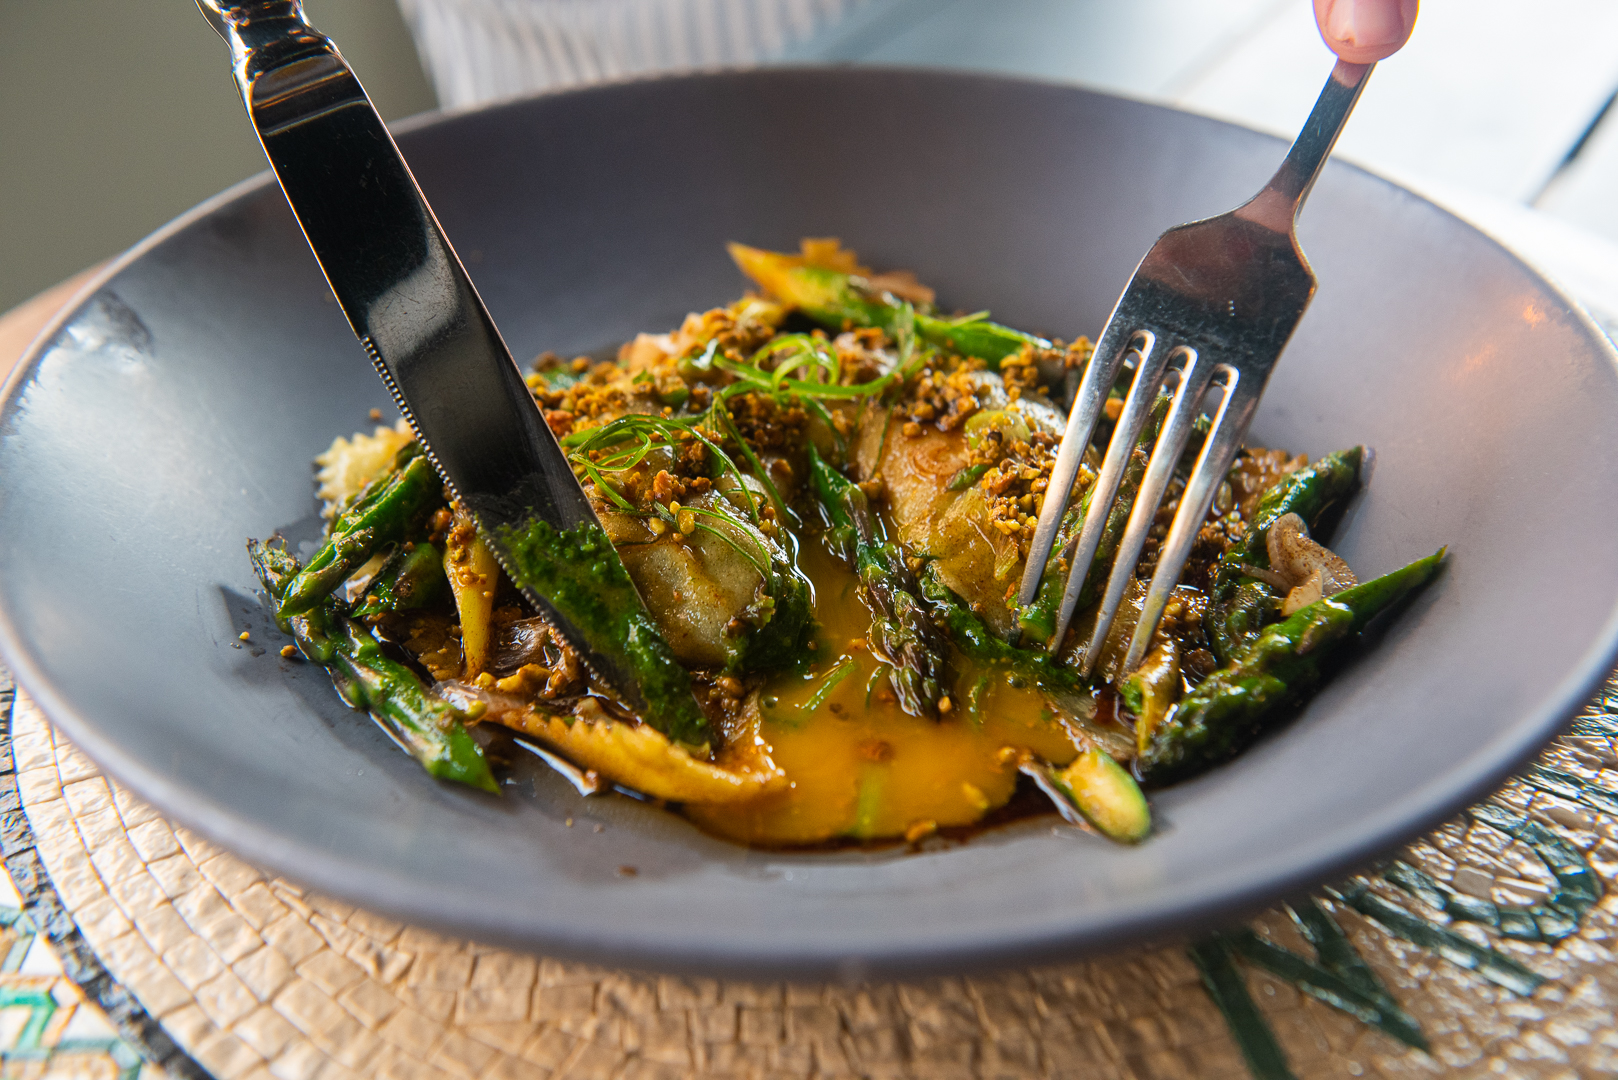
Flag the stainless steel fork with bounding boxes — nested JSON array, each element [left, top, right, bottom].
[[1016, 59, 1373, 674]]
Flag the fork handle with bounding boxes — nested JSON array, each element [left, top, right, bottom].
[[1243, 59, 1372, 233]]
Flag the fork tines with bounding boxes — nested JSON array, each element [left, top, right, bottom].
[[1014, 57, 1374, 677], [1018, 316, 1260, 676]]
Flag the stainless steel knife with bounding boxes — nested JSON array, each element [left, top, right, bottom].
[[198, 1, 709, 744]]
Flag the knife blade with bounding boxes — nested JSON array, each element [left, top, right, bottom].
[[199, 1, 710, 746]]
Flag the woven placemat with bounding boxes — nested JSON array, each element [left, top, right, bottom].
[[7, 673, 1618, 1080]]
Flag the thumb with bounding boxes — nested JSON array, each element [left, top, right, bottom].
[[1313, 0, 1418, 63]]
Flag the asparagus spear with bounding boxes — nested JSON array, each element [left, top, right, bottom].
[[1139, 549, 1445, 786], [729, 243, 1048, 367], [250, 539, 498, 793], [248, 536, 300, 602], [279, 444, 443, 618], [918, 564, 1088, 698], [1208, 447, 1363, 664], [808, 446, 952, 717], [351, 541, 447, 618], [1216, 581, 1281, 666]]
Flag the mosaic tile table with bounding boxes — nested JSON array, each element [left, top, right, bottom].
[[4, 651, 1618, 1080]]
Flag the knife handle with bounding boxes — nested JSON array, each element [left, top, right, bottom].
[[195, 0, 693, 732], [196, 3, 335, 89], [195, 0, 593, 537]]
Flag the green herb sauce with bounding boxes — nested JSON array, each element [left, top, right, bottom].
[[496, 518, 711, 748]]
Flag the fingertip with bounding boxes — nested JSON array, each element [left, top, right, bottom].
[[1313, 0, 1418, 63]]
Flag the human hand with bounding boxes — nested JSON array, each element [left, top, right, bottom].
[[1313, 0, 1418, 63]]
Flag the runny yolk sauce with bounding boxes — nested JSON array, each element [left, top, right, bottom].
[[683, 537, 1087, 847]]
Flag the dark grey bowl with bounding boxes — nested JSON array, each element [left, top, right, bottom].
[[3, 69, 1616, 979]]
